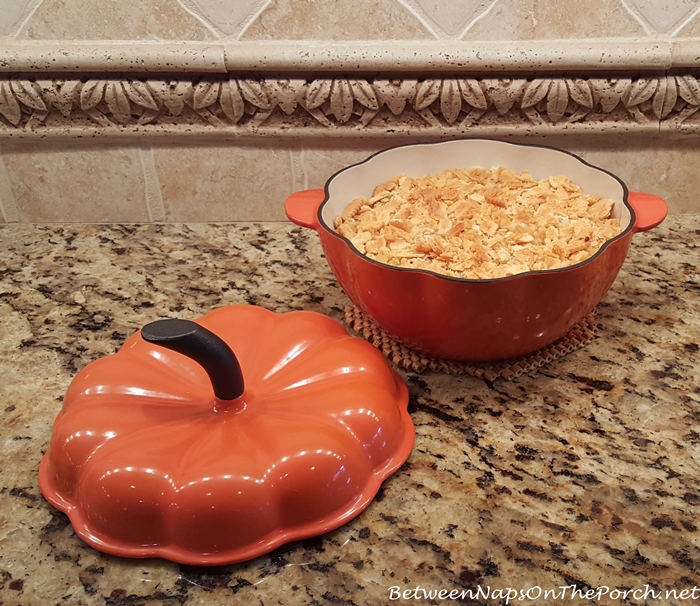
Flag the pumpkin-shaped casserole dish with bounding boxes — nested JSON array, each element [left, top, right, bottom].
[[286, 139, 668, 361], [39, 305, 414, 565]]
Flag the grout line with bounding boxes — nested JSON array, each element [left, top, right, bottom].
[[173, 0, 222, 39], [301, 148, 307, 191], [618, 0, 654, 36], [11, 0, 46, 39], [395, 0, 443, 40], [671, 4, 700, 37], [290, 148, 306, 194], [139, 145, 166, 222], [460, 0, 502, 40], [236, 0, 274, 40], [0, 154, 20, 222]]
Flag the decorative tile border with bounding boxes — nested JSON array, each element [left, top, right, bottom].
[[2, 74, 699, 137], [0, 40, 698, 138]]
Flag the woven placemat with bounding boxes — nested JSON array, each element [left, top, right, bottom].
[[344, 306, 598, 381]]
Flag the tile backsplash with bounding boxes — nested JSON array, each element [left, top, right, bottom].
[[7, 0, 700, 40], [1, 0, 699, 222]]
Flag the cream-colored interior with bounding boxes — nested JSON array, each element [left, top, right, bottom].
[[1, 0, 699, 223], [322, 140, 632, 244]]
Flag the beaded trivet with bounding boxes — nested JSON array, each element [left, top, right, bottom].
[[344, 306, 598, 381]]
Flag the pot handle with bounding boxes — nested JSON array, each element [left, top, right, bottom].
[[285, 189, 325, 230], [141, 319, 245, 401], [628, 191, 668, 233]]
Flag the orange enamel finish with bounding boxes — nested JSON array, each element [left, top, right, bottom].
[[285, 141, 668, 362], [38, 306, 414, 565]]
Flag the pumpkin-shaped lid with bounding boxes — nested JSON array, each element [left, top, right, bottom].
[[39, 305, 414, 565]]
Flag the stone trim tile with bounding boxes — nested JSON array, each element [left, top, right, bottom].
[[0, 40, 697, 139], [0, 40, 678, 73], [0, 42, 227, 73], [0, 74, 698, 138]]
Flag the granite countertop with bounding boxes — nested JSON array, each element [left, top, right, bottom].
[[1, 217, 699, 606]]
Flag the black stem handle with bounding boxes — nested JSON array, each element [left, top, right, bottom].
[[141, 319, 245, 401]]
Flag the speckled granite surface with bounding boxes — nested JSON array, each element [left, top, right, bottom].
[[0, 217, 699, 606]]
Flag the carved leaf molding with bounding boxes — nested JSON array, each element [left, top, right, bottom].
[[0, 75, 699, 131]]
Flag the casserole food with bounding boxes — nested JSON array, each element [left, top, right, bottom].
[[285, 139, 667, 362], [333, 166, 621, 279]]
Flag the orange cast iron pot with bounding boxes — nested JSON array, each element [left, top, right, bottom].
[[286, 139, 668, 362]]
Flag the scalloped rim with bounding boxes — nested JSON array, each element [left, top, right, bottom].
[[317, 138, 634, 284], [38, 307, 415, 566], [39, 377, 412, 565]]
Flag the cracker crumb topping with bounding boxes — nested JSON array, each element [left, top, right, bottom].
[[333, 166, 621, 279]]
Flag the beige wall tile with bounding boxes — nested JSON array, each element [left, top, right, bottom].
[[4, 144, 150, 223], [300, 137, 700, 216], [18, 0, 216, 40], [241, 0, 432, 40], [675, 9, 700, 35], [0, 155, 19, 223], [570, 139, 700, 215], [178, 0, 266, 36], [0, 0, 35, 36], [624, 0, 700, 34], [5, 138, 697, 224], [153, 144, 294, 221], [298, 143, 389, 192], [398, 0, 495, 37], [507, 134, 699, 215], [464, 0, 647, 39]]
